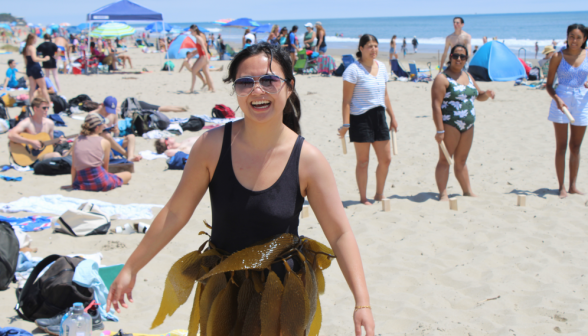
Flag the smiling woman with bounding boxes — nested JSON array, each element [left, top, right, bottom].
[[106, 42, 376, 336]]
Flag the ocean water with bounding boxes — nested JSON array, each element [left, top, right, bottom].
[[133, 11, 588, 53]]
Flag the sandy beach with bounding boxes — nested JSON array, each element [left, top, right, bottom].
[[1, 46, 587, 336]]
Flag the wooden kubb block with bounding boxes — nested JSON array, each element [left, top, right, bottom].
[[517, 195, 526, 207], [382, 199, 391, 212], [449, 198, 458, 211]]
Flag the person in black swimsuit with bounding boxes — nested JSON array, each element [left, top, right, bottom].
[[37, 33, 61, 92], [22, 34, 51, 107], [107, 43, 376, 336]]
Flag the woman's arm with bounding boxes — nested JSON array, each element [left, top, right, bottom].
[[384, 87, 398, 132], [431, 74, 448, 143], [301, 145, 374, 336], [29, 46, 49, 62], [70, 140, 77, 185], [339, 80, 355, 138], [107, 133, 217, 312], [315, 32, 324, 52], [471, 76, 495, 102], [102, 139, 111, 171], [546, 52, 565, 109]]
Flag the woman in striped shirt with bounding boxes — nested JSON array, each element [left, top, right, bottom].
[[340, 34, 399, 205]]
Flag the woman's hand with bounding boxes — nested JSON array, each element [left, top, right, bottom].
[[43, 56, 50, 62], [389, 115, 398, 132], [584, 81, 588, 89], [354, 308, 375, 336], [555, 96, 568, 112], [338, 126, 349, 139], [435, 132, 444, 144], [484, 90, 496, 99], [106, 266, 136, 313]]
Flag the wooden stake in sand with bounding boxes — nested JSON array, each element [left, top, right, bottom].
[[341, 136, 347, 154], [391, 129, 398, 155], [562, 107, 576, 124], [382, 199, 391, 212], [449, 198, 458, 211], [517, 195, 526, 207], [439, 141, 452, 165], [301, 205, 310, 218]]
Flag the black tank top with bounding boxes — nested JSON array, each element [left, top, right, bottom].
[[209, 122, 305, 253]]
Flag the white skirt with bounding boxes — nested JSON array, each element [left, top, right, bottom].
[[548, 85, 588, 126]]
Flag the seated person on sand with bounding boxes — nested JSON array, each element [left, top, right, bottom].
[[90, 42, 115, 69], [90, 96, 142, 162], [31, 77, 57, 98], [66, 113, 131, 192], [154, 136, 198, 157], [3, 59, 28, 90], [7, 97, 65, 162], [106, 39, 133, 69]]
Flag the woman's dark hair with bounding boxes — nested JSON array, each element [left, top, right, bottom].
[[356, 34, 378, 59], [223, 42, 301, 135], [280, 27, 288, 35], [190, 24, 202, 35], [447, 44, 468, 66], [286, 26, 298, 47], [567, 23, 588, 49], [90, 41, 96, 48]]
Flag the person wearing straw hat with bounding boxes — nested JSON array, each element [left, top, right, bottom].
[[66, 112, 132, 192], [539, 45, 556, 79]]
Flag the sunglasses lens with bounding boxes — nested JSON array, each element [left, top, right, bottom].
[[259, 75, 282, 93], [234, 78, 255, 95]]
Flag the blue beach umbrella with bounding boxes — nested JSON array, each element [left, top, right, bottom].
[[223, 18, 259, 28], [145, 22, 172, 32], [0, 23, 13, 31], [183, 26, 210, 33], [77, 23, 91, 30], [252, 24, 272, 33]]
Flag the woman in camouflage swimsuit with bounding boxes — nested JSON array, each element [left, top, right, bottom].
[[431, 44, 495, 201]]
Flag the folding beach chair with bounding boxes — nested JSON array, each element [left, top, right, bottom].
[[294, 50, 308, 74], [390, 59, 409, 78], [225, 44, 236, 57], [342, 54, 355, 68], [408, 62, 432, 82]]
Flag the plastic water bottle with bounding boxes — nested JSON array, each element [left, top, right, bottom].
[[58, 307, 73, 336], [61, 302, 92, 336]]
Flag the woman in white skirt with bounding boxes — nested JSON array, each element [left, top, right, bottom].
[[546, 23, 588, 198]]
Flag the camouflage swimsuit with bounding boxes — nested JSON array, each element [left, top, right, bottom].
[[441, 71, 479, 132]]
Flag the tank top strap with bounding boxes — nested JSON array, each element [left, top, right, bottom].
[[286, 136, 305, 175]]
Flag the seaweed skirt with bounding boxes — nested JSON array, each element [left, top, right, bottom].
[[151, 227, 335, 336]]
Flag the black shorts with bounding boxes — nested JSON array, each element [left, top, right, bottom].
[[139, 101, 160, 111], [26, 64, 44, 80], [349, 106, 390, 143]]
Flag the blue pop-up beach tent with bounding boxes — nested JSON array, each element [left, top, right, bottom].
[[166, 34, 197, 59], [468, 41, 526, 81], [145, 22, 171, 33]]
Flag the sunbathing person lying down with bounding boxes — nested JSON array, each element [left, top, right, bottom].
[[154, 136, 198, 157]]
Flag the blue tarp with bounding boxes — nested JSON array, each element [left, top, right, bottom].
[[87, 0, 163, 21], [252, 24, 272, 33], [469, 41, 526, 82], [145, 22, 171, 32]]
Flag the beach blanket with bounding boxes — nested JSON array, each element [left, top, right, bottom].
[[1, 164, 33, 172], [0, 195, 163, 220], [0, 86, 27, 91], [317, 55, 337, 74], [139, 150, 168, 160], [0, 174, 22, 181], [0, 215, 53, 232]]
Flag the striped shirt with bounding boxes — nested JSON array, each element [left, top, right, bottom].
[[342, 60, 389, 115]]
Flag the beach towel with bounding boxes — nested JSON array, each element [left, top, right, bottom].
[[1, 164, 33, 172], [139, 150, 168, 160], [0, 215, 53, 232], [72, 259, 118, 321], [0, 174, 22, 181], [317, 55, 337, 74], [48, 114, 66, 127], [0, 195, 162, 220], [73, 166, 123, 192]]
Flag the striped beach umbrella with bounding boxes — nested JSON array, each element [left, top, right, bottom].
[[60, 22, 71, 27], [90, 23, 135, 38], [213, 18, 233, 25]]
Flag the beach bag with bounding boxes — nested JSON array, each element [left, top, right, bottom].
[[50, 95, 68, 114], [67, 94, 91, 108], [2, 94, 16, 108], [132, 111, 154, 136], [161, 61, 175, 71], [333, 63, 345, 77], [143, 110, 170, 130], [0, 99, 8, 120], [15, 255, 94, 321], [117, 117, 134, 136], [180, 116, 204, 132], [120, 97, 142, 118], [528, 66, 541, 81], [0, 221, 19, 291], [33, 156, 72, 176], [167, 152, 189, 170], [55, 203, 110, 237], [211, 104, 235, 118], [0, 119, 8, 134]]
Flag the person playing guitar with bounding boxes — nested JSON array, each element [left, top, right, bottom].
[[8, 97, 67, 165]]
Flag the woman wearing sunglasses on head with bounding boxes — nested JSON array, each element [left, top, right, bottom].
[[431, 44, 495, 201], [546, 24, 588, 198], [107, 43, 375, 336], [340, 34, 399, 205]]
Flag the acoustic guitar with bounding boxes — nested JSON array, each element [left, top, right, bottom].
[[9, 132, 77, 167]]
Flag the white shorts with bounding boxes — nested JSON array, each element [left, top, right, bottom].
[[548, 85, 588, 126]]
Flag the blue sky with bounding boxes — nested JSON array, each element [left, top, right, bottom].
[[3, 0, 588, 25]]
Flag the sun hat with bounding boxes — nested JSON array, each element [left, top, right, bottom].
[[315, 21, 322, 27], [85, 113, 105, 129], [103, 96, 117, 114], [304, 22, 313, 28], [542, 45, 556, 54]]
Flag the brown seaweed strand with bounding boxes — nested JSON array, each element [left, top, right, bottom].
[[207, 281, 239, 336], [241, 293, 262, 336], [308, 297, 322, 336], [303, 260, 318, 336], [199, 274, 227, 336], [280, 269, 310, 336], [260, 271, 284, 336], [187, 282, 202, 336], [232, 277, 255, 336]]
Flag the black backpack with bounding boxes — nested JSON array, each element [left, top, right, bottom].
[[0, 99, 8, 120], [67, 94, 91, 109], [528, 66, 541, 81], [0, 221, 19, 291], [33, 156, 72, 176], [132, 111, 155, 136], [333, 63, 345, 77], [50, 94, 68, 114], [180, 116, 204, 132], [15, 255, 94, 321], [120, 97, 142, 119]]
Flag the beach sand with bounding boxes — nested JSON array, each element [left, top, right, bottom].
[[1, 47, 587, 335]]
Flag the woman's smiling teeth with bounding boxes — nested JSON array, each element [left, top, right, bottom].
[[251, 100, 271, 109]]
